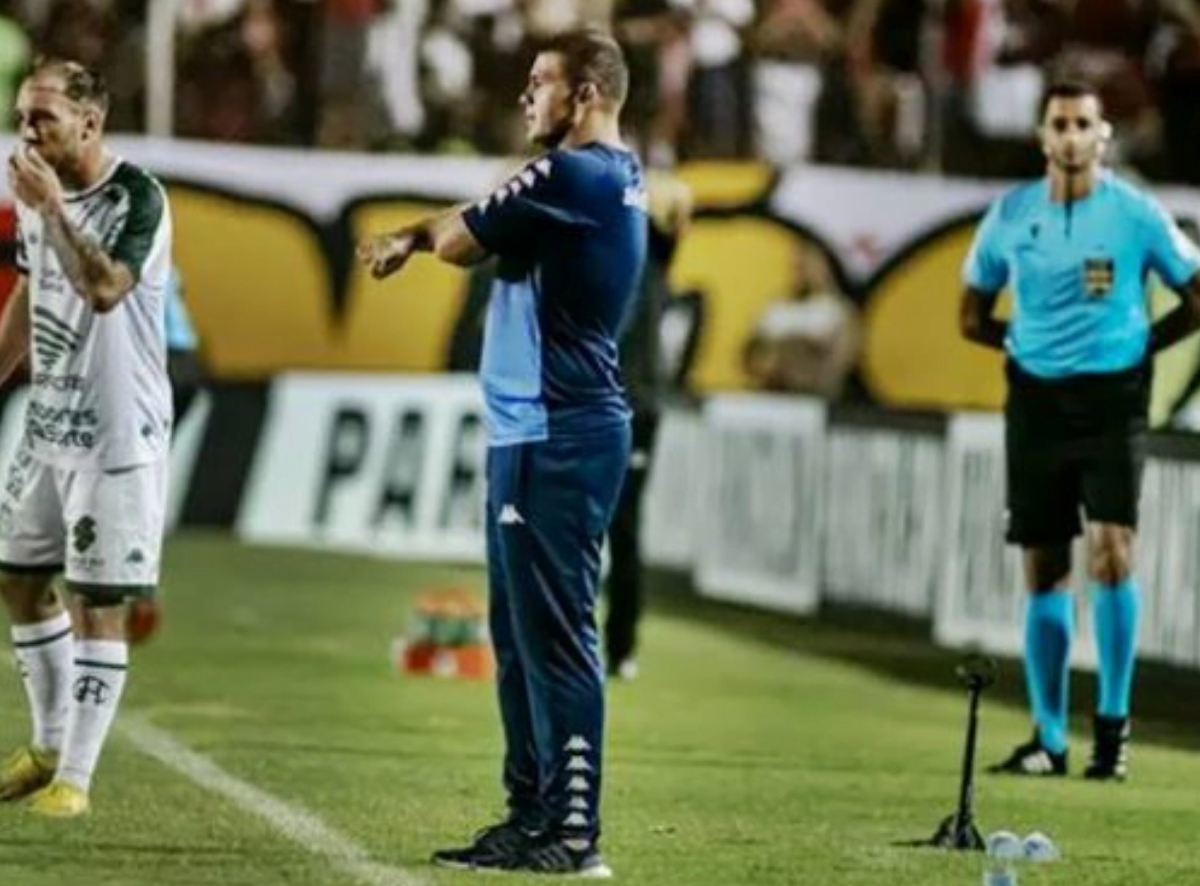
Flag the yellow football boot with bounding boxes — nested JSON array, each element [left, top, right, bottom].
[[26, 780, 90, 818], [0, 746, 57, 801]]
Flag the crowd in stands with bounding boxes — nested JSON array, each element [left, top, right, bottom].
[[1, 0, 1198, 183]]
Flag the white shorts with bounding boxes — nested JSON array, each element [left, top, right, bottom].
[[0, 443, 168, 592]]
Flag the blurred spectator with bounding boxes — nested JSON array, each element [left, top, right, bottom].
[[811, 0, 873, 164], [966, 0, 1045, 139], [0, 0, 31, 133], [175, 0, 302, 144], [680, 0, 755, 158], [104, 0, 150, 132], [1048, 0, 1161, 163], [316, 0, 383, 147], [521, 0, 613, 35], [845, 0, 929, 167], [615, 0, 692, 166], [367, 0, 429, 148], [240, 0, 300, 141], [461, 0, 529, 154], [177, 22, 263, 142], [178, 0, 249, 32], [750, 0, 842, 165], [1149, 0, 1200, 183], [938, 0, 1046, 175], [742, 242, 860, 398], [40, 0, 115, 71], [0, 0, 1191, 183]]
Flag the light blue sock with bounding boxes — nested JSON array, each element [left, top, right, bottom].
[[1090, 578, 1140, 718], [1024, 590, 1074, 754]]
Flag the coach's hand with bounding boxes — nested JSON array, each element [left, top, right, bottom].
[[357, 230, 419, 280], [7, 147, 64, 214]]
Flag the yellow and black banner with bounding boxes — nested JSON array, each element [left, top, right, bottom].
[[3, 138, 1200, 421]]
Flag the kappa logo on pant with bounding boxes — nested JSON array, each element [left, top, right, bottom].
[[498, 504, 525, 526]]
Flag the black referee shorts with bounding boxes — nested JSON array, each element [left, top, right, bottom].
[[1004, 359, 1151, 547]]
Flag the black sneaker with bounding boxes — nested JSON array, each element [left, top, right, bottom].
[[503, 836, 613, 878], [987, 733, 1068, 776], [1084, 715, 1130, 781], [430, 818, 539, 870]]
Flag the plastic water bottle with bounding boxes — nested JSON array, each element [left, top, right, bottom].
[[983, 854, 1017, 886], [1021, 831, 1060, 863], [983, 831, 1021, 886]]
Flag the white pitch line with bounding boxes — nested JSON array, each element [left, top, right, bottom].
[[121, 715, 424, 886]]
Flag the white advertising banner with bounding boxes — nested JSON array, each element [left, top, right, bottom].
[[935, 413, 1096, 667], [237, 373, 487, 562], [822, 423, 944, 615], [694, 394, 824, 615], [640, 406, 705, 570], [1135, 456, 1200, 668]]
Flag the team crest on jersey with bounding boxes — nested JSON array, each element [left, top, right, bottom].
[[1083, 257, 1115, 297]]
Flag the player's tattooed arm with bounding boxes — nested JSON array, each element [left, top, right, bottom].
[[8, 149, 133, 312], [0, 276, 31, 387], [959, 286, 1008, 350], [40, 205, 135, 313], [1149, 272, 1200, 354]]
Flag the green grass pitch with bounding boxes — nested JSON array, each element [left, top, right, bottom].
[[2, 533, 1199, 885]]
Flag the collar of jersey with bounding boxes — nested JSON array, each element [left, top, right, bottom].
[[63, 155, 123, 203], [1042, 169, 1110, 207]]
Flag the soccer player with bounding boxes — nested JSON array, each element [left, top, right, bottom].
[[358, 29, 645, 876], [960, 81, 1200, 780], [0, 58, 173, 816]]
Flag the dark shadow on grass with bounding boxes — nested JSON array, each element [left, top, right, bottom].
[[648, 569, 1200, 754]]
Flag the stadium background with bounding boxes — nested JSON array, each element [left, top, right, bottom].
[[3, 2, 1200, 885]]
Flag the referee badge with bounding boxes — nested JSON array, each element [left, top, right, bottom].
[[1083, 257, 1115, 297]]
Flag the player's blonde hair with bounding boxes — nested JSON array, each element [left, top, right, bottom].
[[26, 56, 110, 116]]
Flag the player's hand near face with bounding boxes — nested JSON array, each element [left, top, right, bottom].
[[356, 230, 421, 280], [7, 147, 64, 214]]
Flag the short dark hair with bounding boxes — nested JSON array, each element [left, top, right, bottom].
[[1038, 80, 1102, 119], [540, 28, 629, 108], [27, 56, 110, 115]]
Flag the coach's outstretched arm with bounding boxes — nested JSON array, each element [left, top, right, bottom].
[[7, 149, 138, 314], [357, 206, 486, 278], [959, 285, 1008, 350]]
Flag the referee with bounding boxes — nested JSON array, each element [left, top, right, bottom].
[[960, 81, 1200, 781]]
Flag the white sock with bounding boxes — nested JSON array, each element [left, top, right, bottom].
[[11, 613, 74, 753], [58, 639, 129, 792]]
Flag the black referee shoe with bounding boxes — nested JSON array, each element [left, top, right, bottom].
[[431, 817, 539, 870], [987, 733, 1068, 776], [1084, 715, 1130, 781]]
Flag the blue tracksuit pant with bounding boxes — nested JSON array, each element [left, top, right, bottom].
[[485, 423, 631, 844]]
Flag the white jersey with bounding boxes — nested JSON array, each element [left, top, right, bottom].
[[14, 157, 173, 471]]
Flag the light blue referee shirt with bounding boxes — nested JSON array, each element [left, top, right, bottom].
[[963, 173, 1200, 378]]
